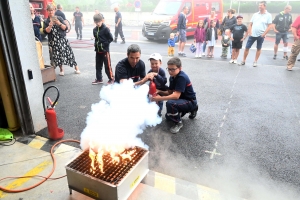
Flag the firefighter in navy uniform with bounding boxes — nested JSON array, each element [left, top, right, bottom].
[[151, 57, 198, 134], [72, 6, 84, 40], [115, 44, 153, 85]]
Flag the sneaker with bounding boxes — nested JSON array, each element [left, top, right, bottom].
[[181, 53, 186, 57], [121, 40, 125, 44], [189, 105, 198, 119], [286, 67, 292, 71], [107, 79, 114, 85], [273, 54, 277, 60], [74, 70, 81, 74], [233, 60, 237, 64], [229, 59, 234, 63], [92, 79, 103, 85], [114, 38, 117, 43], [195, 55, 198, 58], [178, 52, 182, 56], [298, 59, 300, 62], [283, 55, 288, 60], [59, 71, 64, 76], [253, 62, 257, 67], [170, 121, 183, 134], [238, 61, 245, 66], [202, 53, 206, 57]]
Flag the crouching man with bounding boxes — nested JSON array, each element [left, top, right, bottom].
[[151, 57, 198, 134]]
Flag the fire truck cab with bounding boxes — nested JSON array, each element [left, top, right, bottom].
[[142, 0, 223, 41]]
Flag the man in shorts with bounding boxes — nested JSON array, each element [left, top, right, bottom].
[[272, 5, 292, 60], [239, 1, 272, 67], [229, 15, 248, 64], [177, 6, 189, 57]]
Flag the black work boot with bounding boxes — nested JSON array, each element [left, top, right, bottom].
[[121, 38, 125, 44], [189, 105, 198, 119], [114, 38, 117, 43]]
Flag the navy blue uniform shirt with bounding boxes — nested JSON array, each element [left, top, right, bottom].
[[32, 15, 41, 39], [55, 10, 66, 20], [169, 71, 196, 100], [115, 11, 122, 24], [115, 58, 146, 83], [148, 68, 168, 90]]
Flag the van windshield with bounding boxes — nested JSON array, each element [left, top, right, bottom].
[[153, 1, 181, 15]]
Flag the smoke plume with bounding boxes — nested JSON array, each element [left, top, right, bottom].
[[80, 80, 161, 151]]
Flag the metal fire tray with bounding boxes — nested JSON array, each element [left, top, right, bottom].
[[65, 147, 149, 200]]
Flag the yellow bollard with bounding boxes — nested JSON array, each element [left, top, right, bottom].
[[0, 45, 20, 131]]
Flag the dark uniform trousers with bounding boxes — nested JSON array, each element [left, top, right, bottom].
[[96, 52, 114, 81], [165, 99, 197, 123], [115, 23, 125, 40], [75, 22, 82, 38]]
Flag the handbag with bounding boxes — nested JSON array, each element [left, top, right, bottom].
[[190, 43, 197, 53]]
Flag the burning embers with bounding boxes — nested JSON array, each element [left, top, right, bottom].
[[66, 146, 147, 185]]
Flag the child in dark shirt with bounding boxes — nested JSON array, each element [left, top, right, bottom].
[[148, 53, 168, 117], [92, 14, 114, 85], [229, 15, 248, 64]]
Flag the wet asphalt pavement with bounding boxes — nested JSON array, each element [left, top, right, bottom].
[[38, 26, 300, 199]]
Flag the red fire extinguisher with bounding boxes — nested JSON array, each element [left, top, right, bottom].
[[43, 86, 64, 140], [149, 80, 157, 97]]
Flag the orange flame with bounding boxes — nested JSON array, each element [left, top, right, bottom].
[[89, 142, 136, 173]]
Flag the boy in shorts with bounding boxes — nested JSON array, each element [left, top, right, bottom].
[[230, 15, 248, 64]]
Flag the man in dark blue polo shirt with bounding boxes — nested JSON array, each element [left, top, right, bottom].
[[55, 4, 66, 20], [113, 6, 125, 44], [115, 44, 152, 85], [151, 57, 198, 134], [72, 6, 84, 40]]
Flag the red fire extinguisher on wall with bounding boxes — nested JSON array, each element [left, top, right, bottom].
[[43, 86, 64, 140]]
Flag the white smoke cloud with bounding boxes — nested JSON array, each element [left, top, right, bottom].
[[80, 80, 162, 151]]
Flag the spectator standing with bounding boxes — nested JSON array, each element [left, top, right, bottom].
[[203, 8, 220, 57], [115, 44, 152, 85], [30, 3, 42, 41], [229, 15, 248, 64], [151, 57, 198, 134], [239, 1, 272, 67], [114, 6, 125, 44], [206, 21, 218, 58], [221, 29, 231, 58], [177, 6, 189, 57], [220, 9, 237, 57], [72, 7, 84, 40], [193, 19, 206, 58], [168, 33, 178, 57], [92, 14, 114, 85], [44, 4, 80, 76], [147, 53, 168, 117], [272, 5, 292, 60], [55, 4, 66, 20], [286, 16, 300, 71]]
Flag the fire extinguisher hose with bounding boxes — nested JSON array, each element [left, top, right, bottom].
[[43, 85, 60, 113], [0, 139, 80, 193]]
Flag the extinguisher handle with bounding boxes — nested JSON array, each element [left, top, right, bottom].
[[42, 86, 60, 113]]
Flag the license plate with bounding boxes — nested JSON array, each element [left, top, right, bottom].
[[147, 32, 154, 36]]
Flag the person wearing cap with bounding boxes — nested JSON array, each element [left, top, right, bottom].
[[115, 44, 153, 85], [272, 5, 292, 60], [148, 53, 168, 116], [239, 1, 272, 67], [229, 15, 248, 64], [151, 57, 198, 134]]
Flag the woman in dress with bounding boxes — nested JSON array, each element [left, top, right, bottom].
[[44, 4, 80, 76]]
